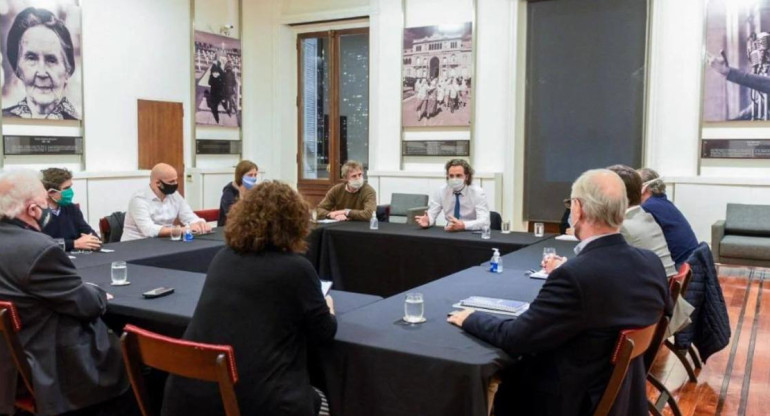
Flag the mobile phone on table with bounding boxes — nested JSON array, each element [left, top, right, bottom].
[[142, 287, 175, 298]]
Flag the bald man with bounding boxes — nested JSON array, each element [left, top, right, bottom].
[[448, 169, 670, 416], [122, 163, 210, 241]]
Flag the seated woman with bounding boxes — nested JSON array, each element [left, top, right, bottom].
[[218, 160, 258, 226], [162, 181, 337, 416], [40, 168, 101, 251], [638, 167, 699, 268]]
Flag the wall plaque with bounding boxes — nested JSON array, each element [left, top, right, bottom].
[[701, 139, 770, 159], [3, 136, 83, 155], [196, 140, 241, 155], [402, 140, 470, 156]]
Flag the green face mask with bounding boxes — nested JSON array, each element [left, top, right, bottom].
[[57, 188, 74, 206]]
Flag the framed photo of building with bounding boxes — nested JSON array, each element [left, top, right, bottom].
[[0, 0, 82, 121], [703, 0, 770, 122], [402, 22, 472, 128], [194, 30, 242, 127]]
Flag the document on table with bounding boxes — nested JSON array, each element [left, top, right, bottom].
[[529, 269, 549, 279], [321, 280, 333, 296], [555, 234, 578, 241], [316, 219, 339, 224]]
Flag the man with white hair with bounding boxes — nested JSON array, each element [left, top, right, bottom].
[[122, 163, 211, 241], [448, 169, 671, 416], [0, 170, 130, 415]]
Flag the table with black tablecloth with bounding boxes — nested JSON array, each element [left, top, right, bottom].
[[318, 222, 552, 297], [322, 263, 551, 416], [70, 237, 225, 270]]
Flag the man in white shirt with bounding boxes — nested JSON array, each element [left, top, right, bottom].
[[121, 163, 211, 241], [416, 159, 490, 231]]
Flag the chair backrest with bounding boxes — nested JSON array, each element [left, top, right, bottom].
[[592, 321, 659, 416], [489, 211, 502, 231], [390, 193, 429, 217], [194, 209, 219, 223], [121, 324, 240, 416], [0, 301, 35, 407], [675, 262, 693, 297], [725, 203, 770, 236], [100, 211, 125, 243]]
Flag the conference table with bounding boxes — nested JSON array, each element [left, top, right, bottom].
[[68, 224, 569, 416]]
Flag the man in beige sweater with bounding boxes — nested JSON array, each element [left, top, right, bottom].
[[316, 160, 377, 221]]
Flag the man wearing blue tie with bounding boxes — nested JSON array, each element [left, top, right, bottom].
[[416, 159, 490, 231]]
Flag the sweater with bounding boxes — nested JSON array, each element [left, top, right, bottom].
[[316, 182, 377, 221], [41, 204, 98, 251], [218, 182, 240, 226], [641, 194, 699, 267]]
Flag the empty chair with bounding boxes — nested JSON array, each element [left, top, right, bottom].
[[378, 193, 429, 223], [0, 301, 36, 414], [490, 211, 502, 231], [100, 211, 126, 243], [120, 324, 240, 416], [194, 209, 220, 223]]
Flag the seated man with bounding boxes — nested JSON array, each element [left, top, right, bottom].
[[122, 163, 211, 241], [449, 169, 670, 416], [638, 167, 699, 268], [316, 160, 376, 221], [0, 170, 129, 415], [416, 159, 490, 231], [40, 167, 102, 251], [608, 164, 677, 277]]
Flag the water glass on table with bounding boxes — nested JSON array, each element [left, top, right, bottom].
[[534, 222, 545, 237], [111, 261, 128, 286], [481, 225, 491, 239], [542, 247, 557, 264], [170, 226, 182, 241], [404, 292, 425, 323], [501, 221, 511, 234]]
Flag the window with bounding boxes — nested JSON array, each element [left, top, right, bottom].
[[298, 28, 370, 200]]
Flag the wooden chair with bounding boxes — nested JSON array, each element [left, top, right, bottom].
[[592, 320, 661, 416], [0, 301, 36, 413], [120, 324, 240, 416], [663, 263, 702, 383], [646, 293, 683, 416], [194, 209, 219, 223]]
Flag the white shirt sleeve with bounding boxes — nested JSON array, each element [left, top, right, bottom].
[[127, 195, 163, 238], [462, 187, 491, 231], [175, 193, 204, 225], [426, 188, 444, 226]]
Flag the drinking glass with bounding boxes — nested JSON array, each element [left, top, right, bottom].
[[111, 261, 128, 285], [534, 222, 545, 237], [481, 225, 491, 239], [501, 221, 511, 234], [404, 292, 425, 323], [170, 226, 182, 241], [542, 247, 557, 263]]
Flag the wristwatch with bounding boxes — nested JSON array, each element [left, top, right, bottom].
[[344, 209, 351, 217]]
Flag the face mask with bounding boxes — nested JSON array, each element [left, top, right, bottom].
[[242, 175, 257, 190], [348, 178, 364, 190], [56, 188, 74, 206], [158, 180, 178, 195], [33, 205, 52, 229], [448, 178, 465, 192]]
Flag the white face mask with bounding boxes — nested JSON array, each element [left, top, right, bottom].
[[448, 178, 465, 192], [348, 178, 364, 190]]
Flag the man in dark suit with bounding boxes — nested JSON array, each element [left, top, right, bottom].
[[448, 169, 671, 416], [0, 170, 130, 415]]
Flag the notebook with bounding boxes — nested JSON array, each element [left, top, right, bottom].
[[455, 296, 530, 316]]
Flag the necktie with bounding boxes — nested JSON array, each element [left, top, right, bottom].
[[454, 192, 461, 219]]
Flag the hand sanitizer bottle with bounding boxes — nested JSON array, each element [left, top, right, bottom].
[[183, 225, 194, 242], [370, 211, 379, 230], [490, 248, 503, 273]]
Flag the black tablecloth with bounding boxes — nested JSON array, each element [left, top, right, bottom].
[[322, 264, 549, 416], [69, 237, 225, 269], [78, 263, 382, 336], [318, 222, 551, 297], [481, 237, 579, 269]]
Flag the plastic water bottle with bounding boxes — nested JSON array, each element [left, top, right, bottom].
[[489, 248, 503, 273], [370, 211, 379, 230], [183, 225, 194, 242]]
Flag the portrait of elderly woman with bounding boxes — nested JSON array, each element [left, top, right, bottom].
[[1, 4, 82, 120]]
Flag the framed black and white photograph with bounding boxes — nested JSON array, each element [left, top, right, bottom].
[[0, 0, 82, 121], [402, 22, 472, 128], [194, 30, 241, 127], [703, 0, 770, 122]]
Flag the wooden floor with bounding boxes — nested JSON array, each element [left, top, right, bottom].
[[647, 265, 769, 416]]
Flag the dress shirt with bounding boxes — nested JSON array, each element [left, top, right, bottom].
[[426, 184, 490, 230], [122, 186, 203, 241], [573, 232, 617, 255]]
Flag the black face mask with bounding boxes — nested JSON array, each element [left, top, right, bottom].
[[33, 205, 52, 229], [158, 180, 178, 195]]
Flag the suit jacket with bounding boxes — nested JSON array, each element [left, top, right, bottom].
[[621, 206, 677, 277], [463, 234, 671, 416], [42, 204, 99, 251], [0, 219, 128, 415], [162, 247, 337, 416]]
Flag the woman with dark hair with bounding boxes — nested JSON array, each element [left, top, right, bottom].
[[3, 7, 79, 119], [162, 181, 337, 416], [218, 160, 258, 226]]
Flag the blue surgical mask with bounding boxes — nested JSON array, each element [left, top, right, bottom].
[[242, 175, 258, 190]]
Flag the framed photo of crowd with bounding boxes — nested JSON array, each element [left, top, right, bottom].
[[194, 30, 242, 127], [0, 0, 83, 121], [401, 22, 473, 128], [703, 0, 770, 122]]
